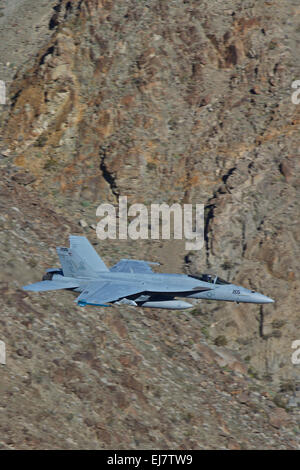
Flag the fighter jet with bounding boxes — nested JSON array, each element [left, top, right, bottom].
[[23, 236, 274, 309]]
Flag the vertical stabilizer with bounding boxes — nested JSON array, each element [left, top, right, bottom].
[[56, 236, 108, 278]]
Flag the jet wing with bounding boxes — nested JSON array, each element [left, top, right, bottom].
[[110, 259, 159, 274], [23, 280, 80, 292], [76, 281, 145, 306]]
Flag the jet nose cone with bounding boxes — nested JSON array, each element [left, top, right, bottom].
[[263, 296, 274, 304], [256, 293, 274, 304]]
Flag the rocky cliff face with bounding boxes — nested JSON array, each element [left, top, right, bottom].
[[0, 0, 299, 449]]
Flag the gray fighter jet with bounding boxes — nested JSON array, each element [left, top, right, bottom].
[[23, 236, 274, 309]]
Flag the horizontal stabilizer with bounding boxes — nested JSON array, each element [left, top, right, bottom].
[[23, 280, 80, 292]]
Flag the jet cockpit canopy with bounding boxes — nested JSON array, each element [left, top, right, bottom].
[[189, 274, 231, 285]]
